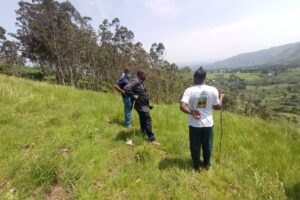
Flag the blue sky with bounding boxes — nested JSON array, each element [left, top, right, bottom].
[[1, 0, 300, 66]]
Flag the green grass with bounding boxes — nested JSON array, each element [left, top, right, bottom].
[[207, 71, 261, 84], [0, 74, 299, 199], [270, 68, 300, 84], [234, 72, 261, 82]]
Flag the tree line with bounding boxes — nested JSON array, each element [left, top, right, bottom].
[[0, 0, 190, 104]]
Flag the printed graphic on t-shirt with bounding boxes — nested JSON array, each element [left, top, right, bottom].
[[197, 96, 207, 108]]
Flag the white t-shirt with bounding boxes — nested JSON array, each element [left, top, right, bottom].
[[181, 84, 220, 127]]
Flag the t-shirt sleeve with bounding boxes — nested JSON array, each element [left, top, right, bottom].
[[118, 77, 126, 85], [116, 76, 123, 84], [181, 88, 191, 104], [116, 76, 129, 89], [212, 88, 220, 106]]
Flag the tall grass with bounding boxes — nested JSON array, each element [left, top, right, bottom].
[[0, 74, 299, 199]]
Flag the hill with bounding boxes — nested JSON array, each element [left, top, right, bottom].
[[209, 42, 300, 69], [0, 75, 299, 199]]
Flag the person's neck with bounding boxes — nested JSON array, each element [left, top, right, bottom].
[[137, 77, 143, 83], [194, 82, 204, 85]]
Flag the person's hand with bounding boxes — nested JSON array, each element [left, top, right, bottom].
[[220, 93, 225, 99], [191, 110, 201, 119], [133, 95, 139, 100], [219, 93, 225, 104]]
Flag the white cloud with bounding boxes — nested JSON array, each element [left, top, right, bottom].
[[192, 9, 300, 36], [164, 9, 300, 64], [86, 0, 108, 20], [88, 0, 95, 6], [140, 0, 179, 17]]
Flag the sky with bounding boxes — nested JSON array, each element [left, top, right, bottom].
[[1, 0, 300, 66]]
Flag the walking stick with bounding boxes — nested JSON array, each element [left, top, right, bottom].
[[218, 105, 223, 160], [131, 100, 136, 140]]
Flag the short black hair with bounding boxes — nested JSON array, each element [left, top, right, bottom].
[[124, 67, 130, 74], [194, 67, 206, 83], [137, 69, 146, 76]]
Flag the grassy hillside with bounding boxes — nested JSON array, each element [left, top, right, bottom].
[[0, 75, 299, 199]]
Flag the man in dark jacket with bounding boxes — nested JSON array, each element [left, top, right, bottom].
[[124, 69, 160, 145], [114, 68, 132, 128]]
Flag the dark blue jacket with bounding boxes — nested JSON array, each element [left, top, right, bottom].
[[116, 73, 130, 97]]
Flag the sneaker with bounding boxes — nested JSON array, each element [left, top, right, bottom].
[[149, 140, 160, 146], [126, 139, 133, 146]]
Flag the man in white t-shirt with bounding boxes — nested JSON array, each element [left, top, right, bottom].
[[180, 67, 224, 172]]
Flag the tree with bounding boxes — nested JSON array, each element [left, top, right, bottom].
[[9, 1, 191, 105], [149, 42, 165, 68], [97, 18, 139, 86], [0, 40, 24, 65], [131, 42, 150, 69], [98, 18, 122, 82], [0, 26, 7, 62], [14, 0, 92, 85], [0, 26, 6, 41], [0, 26, 24, 65]]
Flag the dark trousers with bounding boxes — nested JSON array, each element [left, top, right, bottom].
[[189, 126, 214, 169], [137, 111, 155, 141]]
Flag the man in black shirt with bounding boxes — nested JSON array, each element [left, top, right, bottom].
[[124, 70, 159, 145]]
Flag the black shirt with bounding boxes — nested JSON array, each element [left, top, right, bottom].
[[124, 78, 150, 112]]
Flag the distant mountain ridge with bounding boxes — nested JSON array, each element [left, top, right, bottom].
[[209, 42, 300, 69]]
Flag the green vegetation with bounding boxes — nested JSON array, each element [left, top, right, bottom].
[[207, 67, 300, 123], [0, 0, 187, 105], [1, 75, 299, 199], [0, 1, 298, 198], [0, 63, 44, 81]]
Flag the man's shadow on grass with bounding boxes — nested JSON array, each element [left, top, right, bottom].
[[159, 156, 193, 170], [285, 182, 300, 200], [115, 129, 145, 141], [109, 116, 124, 126], [115, 130, 133, 141]]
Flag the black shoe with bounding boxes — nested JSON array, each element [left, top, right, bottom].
[[194, 167, 202, 173]]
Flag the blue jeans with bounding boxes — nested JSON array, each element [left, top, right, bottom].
[[122, 96, 132, 127]]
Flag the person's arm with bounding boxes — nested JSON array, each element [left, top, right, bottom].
[[124, 80, 139, 100], [180, 89, 192, 114], [114, 83, 125, 95], [213, 93, 225, 110], [180, 101, 200, 119], [180, 101, 192, 115], [180, 88, 200, 119]]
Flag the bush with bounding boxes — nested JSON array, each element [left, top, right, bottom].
[[222, 93, 237, 111], [43, 75, 57, 84], [0, 63, 44, 80]]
